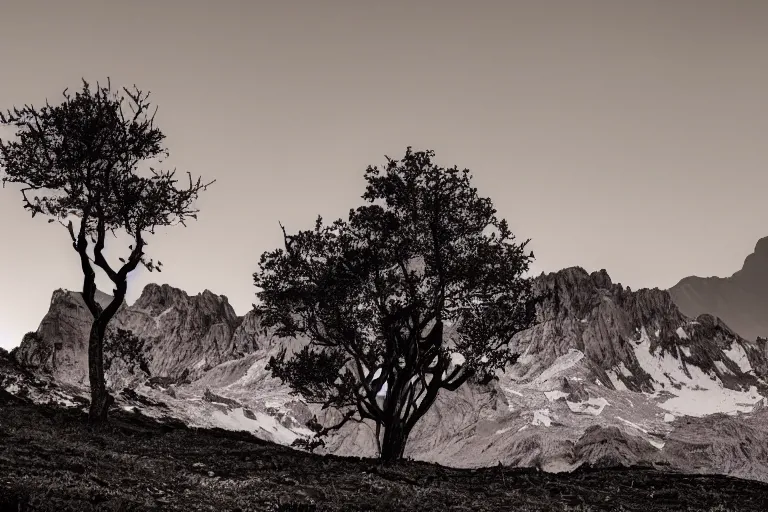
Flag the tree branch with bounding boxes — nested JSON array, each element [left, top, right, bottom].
[[316, 409, 360, 437], [92, 208, 118, 282], [74, 206, 101, 318]]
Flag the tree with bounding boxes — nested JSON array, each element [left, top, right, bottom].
[[255, 147, 536, 462], [103, 327, 151, 378], [0, 79, 213, 423]]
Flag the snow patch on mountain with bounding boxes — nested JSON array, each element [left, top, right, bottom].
[[608, 370, 629, 391], [531, 349, 585, 386], [207, 407, 309, 444], [567, 397, 609, 416], [532, 409, 552, 427], [724, 343, 753, 374], [544, 390, 569, 401], [615, 416, 648, 434], [714, 361, 733, 375], [632, 326, 694, 388], [626, 325, 764, 416], [655, 384, 763, 417], [618, 363, 633, 378]]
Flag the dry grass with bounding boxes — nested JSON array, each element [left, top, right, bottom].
[[1, 390, 766, 511]]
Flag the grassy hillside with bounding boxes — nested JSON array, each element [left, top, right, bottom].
[[2, 389, 768, 511]]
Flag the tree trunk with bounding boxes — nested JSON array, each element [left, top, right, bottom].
[[87, 317, 113, 424], [380, 420, 410, 463]]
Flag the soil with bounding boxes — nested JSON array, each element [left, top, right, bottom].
[[1, 388, 767, 512]]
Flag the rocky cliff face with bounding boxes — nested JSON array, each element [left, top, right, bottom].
[[124, 283, 244, 381], [7, 269, 768, 482], [12, 289, 117, 383], [669, 236, 768, 342], [13, 284, 256, 385], [511, 267, 768, 396]]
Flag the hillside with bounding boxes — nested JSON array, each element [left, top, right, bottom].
[[2, 388, 767, 512], [6, 266, 768, 483]]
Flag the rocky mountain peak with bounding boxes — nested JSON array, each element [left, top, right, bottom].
[[14, 283, 252, 385], [753, 236, 768, 256], [513, 267, 765, 395], [532, 267, 678, 330], [132, 283, 238, 328], [589, 268, 613, 289], [669, 235, 768, 341], [49, 288, 118, 310], [736, 236, 768, 283], [134, 283, 191, 313]]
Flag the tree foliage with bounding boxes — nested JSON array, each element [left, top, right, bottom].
[[255, 147, 536, 462], [0, 78, 213, 422], [103, 328, 151, 377]]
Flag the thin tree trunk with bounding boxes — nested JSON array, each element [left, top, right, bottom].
[[87, 317, 113, 424]]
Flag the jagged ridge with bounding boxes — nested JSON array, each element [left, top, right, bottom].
[[7, 267, 768, 482], [13, 284, 275, 386]]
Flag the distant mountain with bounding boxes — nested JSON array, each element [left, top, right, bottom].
[[6, 270, 768, 482], [669, 236, 768, 341]]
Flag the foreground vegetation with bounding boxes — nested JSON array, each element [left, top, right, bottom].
[[0, 79, 213, 423], [257, 147, 537, 462], [1, 389, 766, 511]]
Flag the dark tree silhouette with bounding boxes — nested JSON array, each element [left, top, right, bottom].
[[0, 79, 213, 423], [255, 147, 536, 462], [103, 328, 151, 378]]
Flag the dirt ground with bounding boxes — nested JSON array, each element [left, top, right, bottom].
[[1, 388, 767, 512]]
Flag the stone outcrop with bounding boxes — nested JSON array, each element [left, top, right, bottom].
[[124, 283, 243, 381], [12, 289, 117, 383], [13, 284, 252, 385], [230, 309, 288, 355], [662, 410, 768, 482], [572, 425, 660, 468], [509, 267, 767, 394]]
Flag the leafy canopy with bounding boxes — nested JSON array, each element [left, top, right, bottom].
[[103, 328, 150, 377], [0, 78, 213, 279], [256, 148, 536, 445]]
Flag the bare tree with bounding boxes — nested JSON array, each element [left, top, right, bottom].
[[0, 79, 214, 423]]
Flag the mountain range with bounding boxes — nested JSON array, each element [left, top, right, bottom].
[[3, 238, 768, 483]]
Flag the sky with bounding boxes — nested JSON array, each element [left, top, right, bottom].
[[1, 0, 767, 350]]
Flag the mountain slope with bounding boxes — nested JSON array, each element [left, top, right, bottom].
[[5, 397, 768, 512], [321, 267, 768, 477], [7, 269, 768, 482], [669, 236, 768, 341]]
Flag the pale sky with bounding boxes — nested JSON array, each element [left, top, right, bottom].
[[1, 0, 767, 349]]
